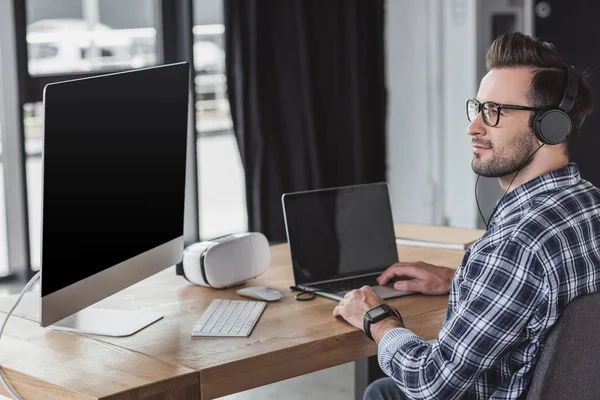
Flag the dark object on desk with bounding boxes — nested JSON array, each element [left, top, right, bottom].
[[282, 182, 412, 301], [289, 285, 319, 301]]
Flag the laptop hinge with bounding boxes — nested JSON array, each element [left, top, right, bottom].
[[301, 271, 382, 287]]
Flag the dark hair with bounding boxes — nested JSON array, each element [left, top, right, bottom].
[[486, 32, 593, 157]]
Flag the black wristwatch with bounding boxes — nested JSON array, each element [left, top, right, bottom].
[[363, 304, 401, 341]]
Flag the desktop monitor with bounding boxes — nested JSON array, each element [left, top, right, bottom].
[[40, 62, 190, 336]]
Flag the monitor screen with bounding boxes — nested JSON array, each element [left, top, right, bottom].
[[283, 183, 398, 285], [41, 63, 189, 297]]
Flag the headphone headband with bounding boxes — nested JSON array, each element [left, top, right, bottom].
[[558, 65, 579, 113]]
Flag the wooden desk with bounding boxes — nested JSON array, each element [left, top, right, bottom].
[[0, 224, 480, 399]]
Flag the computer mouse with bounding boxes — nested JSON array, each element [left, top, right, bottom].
[[236, 286, 282, 302]]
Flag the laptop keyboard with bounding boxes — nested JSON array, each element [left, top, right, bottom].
[[309, 275, 380, 293]]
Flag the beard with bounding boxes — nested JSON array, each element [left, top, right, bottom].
[[471, 131, 537, 177]]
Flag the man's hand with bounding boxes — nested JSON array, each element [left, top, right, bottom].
[[377, 262, 455, 295], [333, 286, 391, 329], [333, 286, 405, 343]]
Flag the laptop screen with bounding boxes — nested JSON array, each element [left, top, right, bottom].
[[282, 182, 398, 285]]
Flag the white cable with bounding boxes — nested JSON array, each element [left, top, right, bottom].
[[0, 271, 41, 400]]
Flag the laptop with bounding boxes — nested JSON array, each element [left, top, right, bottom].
[[282, 182, 412, 301]]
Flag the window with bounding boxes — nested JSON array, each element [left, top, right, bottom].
[[26, 0, 158, 75], [28, 43, 59, 59], [194, 0, 247, 239], [23, 102, 42, 269], [0, 162, 9, 274], [24, 0, 160, 269], [14, 0, 245, 273]]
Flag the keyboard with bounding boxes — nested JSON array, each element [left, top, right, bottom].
[[308, 275, 380, 293], [192, 299, 266, 337]]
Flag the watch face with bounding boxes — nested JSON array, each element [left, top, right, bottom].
[[367, 307, 386, 319]]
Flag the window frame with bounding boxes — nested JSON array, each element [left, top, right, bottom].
[[2, 0, 200, 279]]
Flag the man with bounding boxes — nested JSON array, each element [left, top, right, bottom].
[[333, 32, 598, 399]]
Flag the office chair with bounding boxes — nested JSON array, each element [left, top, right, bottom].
[[527, 292, 600, 400]]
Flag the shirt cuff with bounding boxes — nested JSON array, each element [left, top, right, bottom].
[[377, 327, 425, 376]]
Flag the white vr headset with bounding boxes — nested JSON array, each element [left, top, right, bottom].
[[182, 232, 271, 289]]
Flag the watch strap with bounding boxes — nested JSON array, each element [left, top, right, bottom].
[[364, 304, 400, 341]]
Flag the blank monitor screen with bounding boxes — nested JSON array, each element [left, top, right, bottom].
[[41, 63, 189, 297], [283, 183, 398, 285]]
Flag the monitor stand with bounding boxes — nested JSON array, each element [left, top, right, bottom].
[[50, 308, 163, 337]]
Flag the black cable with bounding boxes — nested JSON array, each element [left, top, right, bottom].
[[475, 174, 488, 229], [289, 285, 318, 301], [476, 143, 546, 229]]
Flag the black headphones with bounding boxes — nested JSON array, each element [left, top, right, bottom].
[[532, 65, 580, 145]]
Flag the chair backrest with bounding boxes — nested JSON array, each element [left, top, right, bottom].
[[527, 292, 600, 400]]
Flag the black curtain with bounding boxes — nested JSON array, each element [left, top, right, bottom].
[[224, 0, 386, 242]]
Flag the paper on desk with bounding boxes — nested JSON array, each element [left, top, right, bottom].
[[394, 223, 484, 250], [395, 238, 470, 250]]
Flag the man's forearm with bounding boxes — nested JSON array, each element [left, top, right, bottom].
[[371, 317, 405, 344]]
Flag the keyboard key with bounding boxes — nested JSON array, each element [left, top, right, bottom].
[[192, 299, 267, 337]]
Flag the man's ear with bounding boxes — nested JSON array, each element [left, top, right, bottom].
[[530, 129, 543, 146]]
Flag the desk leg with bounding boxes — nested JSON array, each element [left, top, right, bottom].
[[354, 356, 386, 400]]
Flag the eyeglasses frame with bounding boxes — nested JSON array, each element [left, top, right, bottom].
[[466, 98, 543, 127]]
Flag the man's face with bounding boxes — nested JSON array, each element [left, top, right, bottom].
[[467, 68, 538, 177]]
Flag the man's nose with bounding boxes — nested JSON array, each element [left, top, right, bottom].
[[467, 112, 487, 137]]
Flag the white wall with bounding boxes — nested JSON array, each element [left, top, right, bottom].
[[385, 0, 479, 228], [386, 0, 528, 229], [440, 0, 479, 228], [474, 1, 529, 227], [385, 0, 443, 226]]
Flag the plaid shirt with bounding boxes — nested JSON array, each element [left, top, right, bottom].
[[378, 163, 600, 399]]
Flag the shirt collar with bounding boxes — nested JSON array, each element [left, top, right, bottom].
[[489, 162, 580, 228]]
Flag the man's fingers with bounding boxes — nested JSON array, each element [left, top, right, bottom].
[[333, 298, 347, 316], [393, 279, 424, 293], [333, 305, 341, 317], [377, 269, 395, 285], [377, 264, 426, 285], [377, 265, 417, 284]]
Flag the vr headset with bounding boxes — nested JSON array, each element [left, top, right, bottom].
[[181, 232, 270, 289]]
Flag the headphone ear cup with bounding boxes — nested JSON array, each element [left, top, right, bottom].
[[533, 109, 572, 145], [532, 110, 545, 142]]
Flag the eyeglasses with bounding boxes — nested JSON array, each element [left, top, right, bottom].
[[466, 99, 542, 127]]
